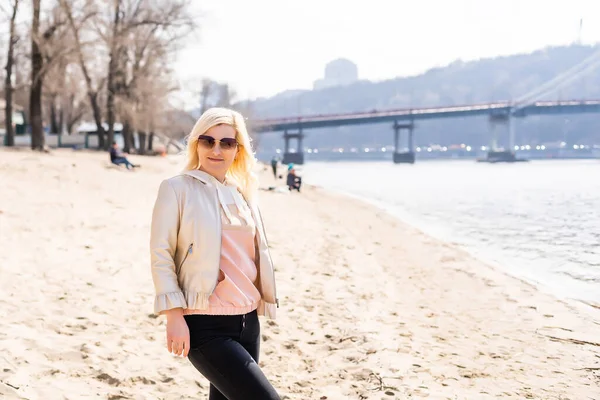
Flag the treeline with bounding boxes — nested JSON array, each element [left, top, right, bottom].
[[1, 0, 202, 153]]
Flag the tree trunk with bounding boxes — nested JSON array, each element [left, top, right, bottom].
[[66, 120, 77, 135], [50, 94, 59, 133], [66, 108, 80, 135], [88, 92, 105, 149], [30, 0, 45, 150], [106, 0, 121, 151], [122, 119, 134, 153], [58, 104, 64, 135], [4, 67, 14, 146], [138, 130, 147, 155], [65, 94, 81, 134], [148, 132, 154, 152], [4, 0, 19, 147], [61, 0, 105, 149]]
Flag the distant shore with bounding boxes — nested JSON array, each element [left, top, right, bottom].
[[0, 148, 598, 399], [257, 152, 600, 164]]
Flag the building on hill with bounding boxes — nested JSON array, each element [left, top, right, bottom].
[[313, 58, 358, 90]]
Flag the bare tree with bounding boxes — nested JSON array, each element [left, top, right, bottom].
[[95, 0, 194, 151], [105, 0, 121, 148], [44, 54, 68, 134], [198, 78, 217, 114], [60, 0, 107, 149], [30, 0, 73, 150], [216, 83, 236, 108], [43, 56, 88, 135], [30, 0, 44, 150], [133, 58, 177, 154], [4, 0, 209, 154], [104, 0, 195, 153], [194, 79, 237, 114], [64, 93, 87, 133], [11, 51, 29, 118], [3, 0, 20, 147]]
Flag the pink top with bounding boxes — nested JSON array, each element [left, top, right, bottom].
[[184, 182, 262, 316]]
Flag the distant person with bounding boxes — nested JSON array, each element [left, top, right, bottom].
[[286, 167, 301, 192], [149, 107, 281, 400], [270, 156, 278, 179], [109, 142, 138, 170]]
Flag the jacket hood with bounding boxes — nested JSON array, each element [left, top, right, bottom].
[[181, 169, 236, 187]]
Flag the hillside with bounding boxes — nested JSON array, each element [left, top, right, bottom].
[[249, 44, 600, 152]]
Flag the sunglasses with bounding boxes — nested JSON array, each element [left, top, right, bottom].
[[197, 135, 239, 151]]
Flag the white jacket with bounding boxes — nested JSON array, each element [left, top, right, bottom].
[[149, 170, 278, 318]]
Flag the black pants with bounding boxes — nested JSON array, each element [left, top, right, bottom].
[[112, 157, 134, 169], [184, 310, 281, 400]]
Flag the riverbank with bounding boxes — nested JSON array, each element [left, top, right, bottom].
[[0, 149, 598, 399]]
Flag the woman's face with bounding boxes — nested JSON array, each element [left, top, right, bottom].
[[197, 124, 238, 182]]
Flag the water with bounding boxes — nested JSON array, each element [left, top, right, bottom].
[[300, 159, 600, 306]]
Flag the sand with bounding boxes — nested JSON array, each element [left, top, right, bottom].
[[0, 148, 598, 400]]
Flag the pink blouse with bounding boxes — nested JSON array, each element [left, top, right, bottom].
[[184, 181, 262, 316]]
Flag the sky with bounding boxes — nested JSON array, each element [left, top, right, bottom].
[[172, 0, 600, 106]]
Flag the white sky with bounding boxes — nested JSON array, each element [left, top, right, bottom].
[[2, 0, 599, 107], [174, 0, 600, 106]]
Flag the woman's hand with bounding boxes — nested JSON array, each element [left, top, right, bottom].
[[164, 308, 190, 357]]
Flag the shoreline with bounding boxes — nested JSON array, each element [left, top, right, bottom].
[[1, 149, 598, 399], [261, 162, 600, 398], [302, 180, 600, 318]]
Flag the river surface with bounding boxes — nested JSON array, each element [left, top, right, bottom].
[[300, 159, 600, 307]]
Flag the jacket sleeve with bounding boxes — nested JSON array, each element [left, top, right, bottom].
[[150, 179, 187, 314]]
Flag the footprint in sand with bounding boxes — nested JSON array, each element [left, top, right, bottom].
[[96, 372, 121, 386], [107, 395, 128, 400], [130, 376, 156, 385], [282, 341, 297, 350]]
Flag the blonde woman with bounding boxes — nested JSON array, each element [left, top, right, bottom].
[[150, 107, 281, 399]]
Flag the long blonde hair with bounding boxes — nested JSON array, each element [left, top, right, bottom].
[[183, 107, 259, 202]]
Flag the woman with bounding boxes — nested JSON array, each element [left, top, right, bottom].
[[149, 107, 281, 400]]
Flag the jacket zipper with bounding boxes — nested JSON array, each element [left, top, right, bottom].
[[177, 243, 193, 274], [212, 186, 223, 294]]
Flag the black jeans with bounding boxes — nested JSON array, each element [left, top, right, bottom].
[[184, 310, 281, 400]]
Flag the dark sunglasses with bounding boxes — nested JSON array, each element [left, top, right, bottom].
[[197, 135, 239, 150]]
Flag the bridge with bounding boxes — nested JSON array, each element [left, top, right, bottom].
[[251, 48, 600, 164], [253, 100, 600, 131]]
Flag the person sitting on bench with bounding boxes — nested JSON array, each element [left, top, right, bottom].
[[109, 142, 138, 170]]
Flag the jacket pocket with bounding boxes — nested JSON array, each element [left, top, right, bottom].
[[177, 243, 193, 275]]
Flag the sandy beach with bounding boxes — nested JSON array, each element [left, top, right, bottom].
[[0, 148, 598, 400]]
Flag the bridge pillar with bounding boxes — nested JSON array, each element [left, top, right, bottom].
[[489, 120, 498, 152], [485, 113, 519, 162], [508, 116, 516, 151], [282, 129, 305, 165], [284, 133, 290, 154], [392, 120, 415, 164]]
